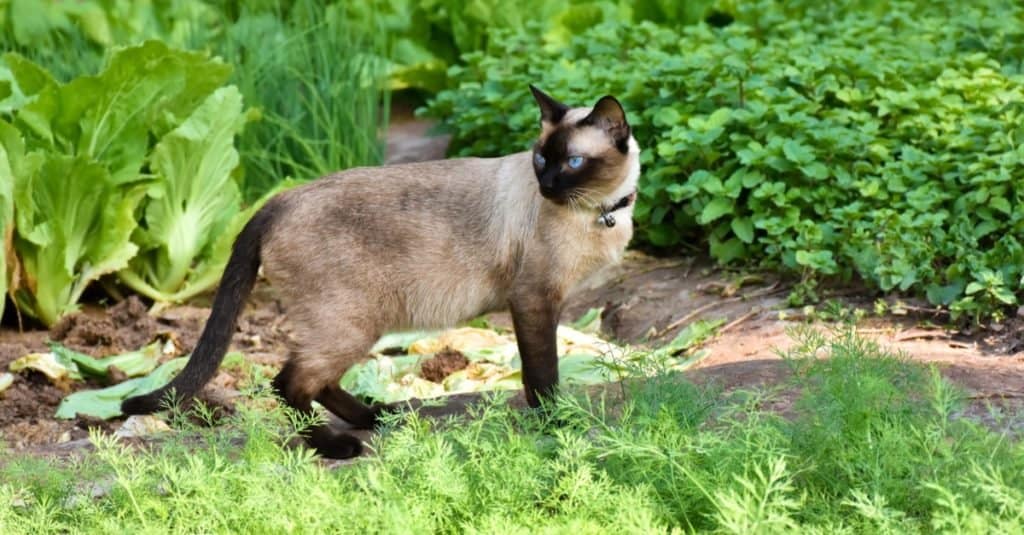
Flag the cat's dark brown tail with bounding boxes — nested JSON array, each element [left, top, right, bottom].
[[120, 201, 281, 415]]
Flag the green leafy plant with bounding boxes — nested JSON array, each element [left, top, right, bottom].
[[1, 0, 389, 204], [5, 140, 145, 326], [117, 86, 249, 304], [425, 0, 1024, 322], [0, 0, 221, 82], [0, 42, 242, 325], [0, 120, 14, 320], [343, 0, 734, 93]]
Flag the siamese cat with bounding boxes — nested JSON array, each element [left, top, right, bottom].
[[122, 86, 641, 459]]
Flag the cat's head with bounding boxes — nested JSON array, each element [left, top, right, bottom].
[[529, 85, 640, 207]]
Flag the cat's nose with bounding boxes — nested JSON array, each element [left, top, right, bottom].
[[539, 168, 559, 189]]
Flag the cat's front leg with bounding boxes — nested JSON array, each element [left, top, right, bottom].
[[509, 290, 562, 408]]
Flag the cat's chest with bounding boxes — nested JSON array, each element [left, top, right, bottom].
[[548, 209, 633, 289]]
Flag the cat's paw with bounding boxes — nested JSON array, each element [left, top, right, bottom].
[[307, 428, 364, 459]]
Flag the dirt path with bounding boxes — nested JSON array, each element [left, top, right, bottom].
[[562, 253, 1024, 436]]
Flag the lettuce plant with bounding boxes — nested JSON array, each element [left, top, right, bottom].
[[0, 41, 239, 325], [118, 86, 249, 304], [0, 121, 15, 321]]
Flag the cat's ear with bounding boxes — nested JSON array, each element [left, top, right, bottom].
[[581, 95, 630, 152], [529, 85, 569, 124]]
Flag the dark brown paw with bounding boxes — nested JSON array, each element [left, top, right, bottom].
[[306, 428, 364, 459]]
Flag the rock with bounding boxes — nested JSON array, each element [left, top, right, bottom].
[[114, 415, 172, 438]]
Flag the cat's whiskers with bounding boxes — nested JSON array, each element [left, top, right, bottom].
[[569, 187, 604, 210], [567, 194, 583, 213]]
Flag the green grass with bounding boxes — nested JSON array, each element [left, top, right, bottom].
[[2, 330, 1022, 533], [215, 1, 390, 202], [0, 28, 103, 83]]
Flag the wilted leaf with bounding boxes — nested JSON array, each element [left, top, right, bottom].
[[50, 341, 165, 379], [556, 325, 618, 356], [342, 324, 631, 403], [114, 415, 172, 438], [408, 327, 511, 355], [9, 351, 79, 382], [371, 331, 439, 354]]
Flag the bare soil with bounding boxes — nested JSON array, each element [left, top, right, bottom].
[[419, 348, 470, 383], [50, 297, 160, 356], [2, 112, 1021, 457], [0, 287, 295, 450]]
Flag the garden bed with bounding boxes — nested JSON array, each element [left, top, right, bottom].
[[3, 109, 1023, 456]]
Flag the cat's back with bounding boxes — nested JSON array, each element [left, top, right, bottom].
[[282, 155, 522, 217], [260, 153, 531, 277], [258, 153, 533, 328]]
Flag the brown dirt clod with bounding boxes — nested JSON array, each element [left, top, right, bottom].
[[419, 347, 470, 383], [50, 296, 160, 356]]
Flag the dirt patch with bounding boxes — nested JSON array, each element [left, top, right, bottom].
[[1, 372, 66, 425], [50, 296, 160, 356], [0, 342, 30, 368], [419, 348, 470, 382], [0, 371, 80, 448], [557, 252, 1024, 437], [1, 286, 294, 450]]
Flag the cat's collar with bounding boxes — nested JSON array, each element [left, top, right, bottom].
[[597, 191, 637, 228]]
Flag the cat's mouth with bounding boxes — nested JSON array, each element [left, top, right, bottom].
[[539, 189, 570, 205], [539, 185, 573, 205]]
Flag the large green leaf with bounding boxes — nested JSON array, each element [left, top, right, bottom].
[[11, 152, 143, 326], [65, 40, 232, 185], [0, 52, 58, 115], [55, 357, 189, 420], [0, 120, 19, 320], [118, 86, 246, 303]]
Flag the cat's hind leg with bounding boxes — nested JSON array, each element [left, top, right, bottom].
[[271, 360, 364, 459], [315, 384, 393, 430], [271, 313, 380, 459]]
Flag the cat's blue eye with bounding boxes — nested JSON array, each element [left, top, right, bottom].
[[534, 152, 546, 166], [568, 155, 584, 169]]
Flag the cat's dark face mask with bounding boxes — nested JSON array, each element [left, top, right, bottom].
[[528, 85, 631, 206]]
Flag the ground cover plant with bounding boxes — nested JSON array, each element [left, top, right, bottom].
[[1, 330, 1021, 533], [343, 0, 735, 93], [425, 0, 1024, 322]]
